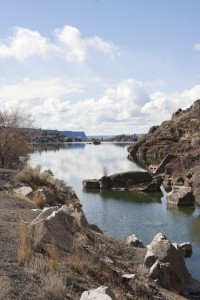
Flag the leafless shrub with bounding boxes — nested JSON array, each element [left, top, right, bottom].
[[102, 165, 109, 177], [0, 109, 34, 168]]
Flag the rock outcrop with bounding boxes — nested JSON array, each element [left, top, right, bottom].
[[190, 165, 200, 205], [166, 186, 195, 206], [128, 99, 200, 165], [145, 233, 190, 293], [83, 171, 163, 192]]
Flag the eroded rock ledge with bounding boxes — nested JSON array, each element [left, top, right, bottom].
[[83, 171, 163, 192]]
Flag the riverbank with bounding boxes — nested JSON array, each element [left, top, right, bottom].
[[0, 167, 199, 299]]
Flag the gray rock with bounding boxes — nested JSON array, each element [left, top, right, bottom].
[[80, 286, 116, 300], [82, 179, 100, 189], [147, 233, 190, 293], [13, 186, 33, 197], [179, 242, 192, 258], [99, 171, 152, 189], [31, 209, 74, 252], [31, 204, 89, 252], [127, 234, 145, 248], [167, 186, 195, 206], [190, 166, 200, 205], [154, 154, 178, 175], [31, 206, 59, 225]]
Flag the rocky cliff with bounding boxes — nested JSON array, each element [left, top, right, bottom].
[[128, 99, 200, 165]]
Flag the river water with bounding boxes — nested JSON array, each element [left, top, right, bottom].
[[30, 142, 200, 280]]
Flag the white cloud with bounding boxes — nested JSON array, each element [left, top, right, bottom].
[[55, 25, 87, 62], [0, 27, 59, 60], [86, 36, 120, 58], [1, 76, 199, 134], [0, 25, 120, 62]]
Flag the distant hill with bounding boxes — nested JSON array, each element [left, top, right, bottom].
[[44, 130, 87, 139]]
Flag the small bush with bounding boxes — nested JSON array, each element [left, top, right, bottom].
[[15, 165, 74, 205], [15, 165, 52, 189]]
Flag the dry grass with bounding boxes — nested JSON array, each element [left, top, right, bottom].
[[41, 272, 66, 300], [15, 165, 73, 205], [45, 242, 59, 270], [18, 219, 33, 265], [0, 276, 11, 300], [32, 193, 45, 209], [26, 254, 66, 300], [15, 165, 51, 189]]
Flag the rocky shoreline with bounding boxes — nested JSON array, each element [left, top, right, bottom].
[[0, 166, 200, 299]]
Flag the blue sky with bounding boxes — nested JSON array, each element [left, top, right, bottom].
[[1, 0, 200, 134]]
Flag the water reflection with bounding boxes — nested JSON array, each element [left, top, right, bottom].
[[30, 142, 200, 280], [84, 188, 162, 203], [167, 205, 195, 216], [191, 216, 200, 245]]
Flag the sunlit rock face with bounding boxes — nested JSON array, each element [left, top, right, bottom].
[[128, 99, 200, 165]]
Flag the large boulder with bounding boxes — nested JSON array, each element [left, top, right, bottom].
[[31, 204, 88, 252], [145, 233, 190, 293], [13, 186, 33, 197], [166, 186, 195, 206], [80, 286, 116, 300]]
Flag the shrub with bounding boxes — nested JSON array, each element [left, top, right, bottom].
[[15, 165, 74, 205]]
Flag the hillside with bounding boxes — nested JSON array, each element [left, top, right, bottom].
[[128, 99, 200, 165]]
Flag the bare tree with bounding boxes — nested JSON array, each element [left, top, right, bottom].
[[0, 109, 34, 168]]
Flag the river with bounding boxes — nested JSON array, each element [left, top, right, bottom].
[[30, 142, 200, 280]]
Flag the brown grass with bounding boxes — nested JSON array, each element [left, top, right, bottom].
[[45, 242, 59, 270], [18, 219, 33, 265], [32, 193, 45, 209], [26, 254, 66, 300]]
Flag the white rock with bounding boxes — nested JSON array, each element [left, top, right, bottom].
[[13, 186, 32, 197], [80, 286, 116, 300]]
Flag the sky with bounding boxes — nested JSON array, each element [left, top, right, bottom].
[[0, 0, 200, 135]]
